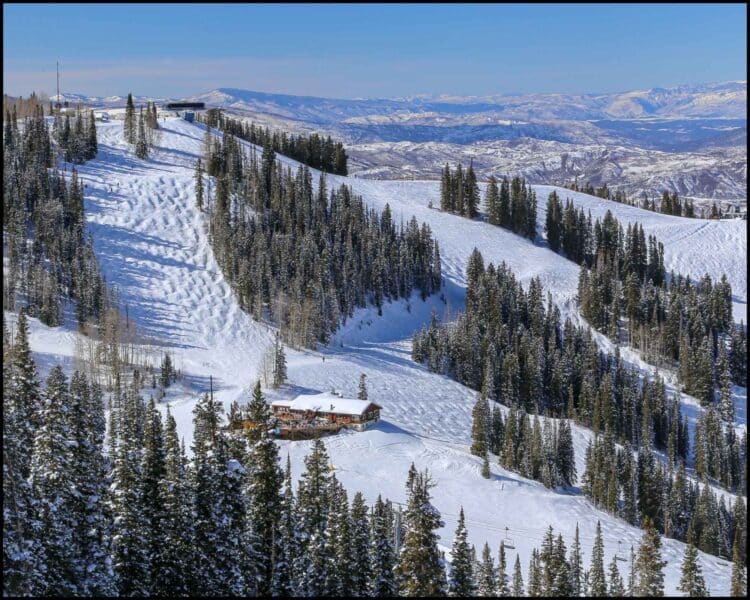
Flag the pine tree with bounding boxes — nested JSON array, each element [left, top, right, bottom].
[[608, 555, 625, 597], [325, 476, 354, 596], [470, 394, 489, 456], [481, 451, 491, 479], [195, 158, 205, 211], [350, 491, 371, 596], [111, 383, 150, 596], [497, 541, 510, 596], [272, 455, 298, 596], [358, 372, 368, 401], [556, 419, 577, 486], [160, 352, 174, 390], [464, 160, 479, 218], [191, 391, 247, 595], [396, 468, 447, 596], [486, 176, 500, 225], [589, 520, 607, 596], [135, 107, 149, 159], [512, 553, 525, 596], [448, 507, 475, 596], [527, 548, 543, 597], [153, 407, 195, 596], [9, 311, 42, 476], [296, 438, 333, 596], [68, 373, 115, 595], [369, 494, 397, 597], [719, 345, 735, 422], [568, 523, 583, 596], [476, 542, 497, 596], [677, 536, 708, 597], [634, 516, 667, 597], [124, 93, 136, 144], [273, 334, 287, 388], [3, 350, 44, 596], [244, 380, 282, 595], [141, 397, 167, 594], [551, 534, 572, 596], [730, 536, 746, 597], [87, 110, 98, 159], [29, 367, 78, 595]]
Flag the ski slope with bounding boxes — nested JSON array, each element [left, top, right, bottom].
[[8, 116, 742, 594]]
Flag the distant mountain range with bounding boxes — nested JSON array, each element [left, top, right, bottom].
[[47, 82, 747, 201], [187, 80, 747, 121]]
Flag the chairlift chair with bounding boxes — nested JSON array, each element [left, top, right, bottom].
[[503, 526, 516, 550], [614, 540, 628, 562]]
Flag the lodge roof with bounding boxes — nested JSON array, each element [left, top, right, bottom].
[[271, 392, 381, 417]]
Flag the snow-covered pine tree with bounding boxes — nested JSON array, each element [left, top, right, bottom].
[[29, 367, 78, 596], [677, 534, 708, 597], [87, 109, 98, 159], [350, 491, 371, 596], [295, 438, 333, 596], [141, 397, 167, 594], [272, 455, 298, 596], [3, 349, 44, 596], [634, 516, 667, 597], [124, 93, 136, 144], [556, 419, 576, 486], [195, 158, 204, 211], [470, 394, 488, 456], [152, 406, 195, 596], [358, 372, 368, 401], [135, 107, 149, 159], [476, 542, 496, 596], [551, 534, 572, 596], [607, 555, 625, 597], [243, 380, 283, 595], [485, 176, 500, 225], [481, 451, 491, 479], [111, 382, 150, 596], [448, 507, 475, 596], [731, 535, 747, 597], [325, 475, 354, 596], [369, 494, 397, 597], [191, 391, 247, 595], [511, 553, 524, 596], [589, 520, 607, 596], [496, 541, 510, 596], [527, 548, 542, 596], [68, 373, 115, 596], [718, 345, 735, 423], [160, 352, 175, 390], [273, 334, 287, 388], [396, 468, 447, 596], [568, 522, 583, 596], [9, 311, 42, 474]]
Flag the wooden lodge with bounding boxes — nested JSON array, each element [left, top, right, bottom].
[[270, 392, 381, 439]]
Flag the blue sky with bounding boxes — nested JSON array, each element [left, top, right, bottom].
[[3, 3, 746, 98]]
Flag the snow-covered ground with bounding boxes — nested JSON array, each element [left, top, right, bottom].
[[7, 117, 743, 594]]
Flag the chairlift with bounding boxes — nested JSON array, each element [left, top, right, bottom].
[[614, 540, 628, 562], [503, 526, 516, 550]]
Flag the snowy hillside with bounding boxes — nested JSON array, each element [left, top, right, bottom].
[[8, 116, 743, 595]]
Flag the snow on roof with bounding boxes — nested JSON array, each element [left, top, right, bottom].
[[271, 392, 379, 416]]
